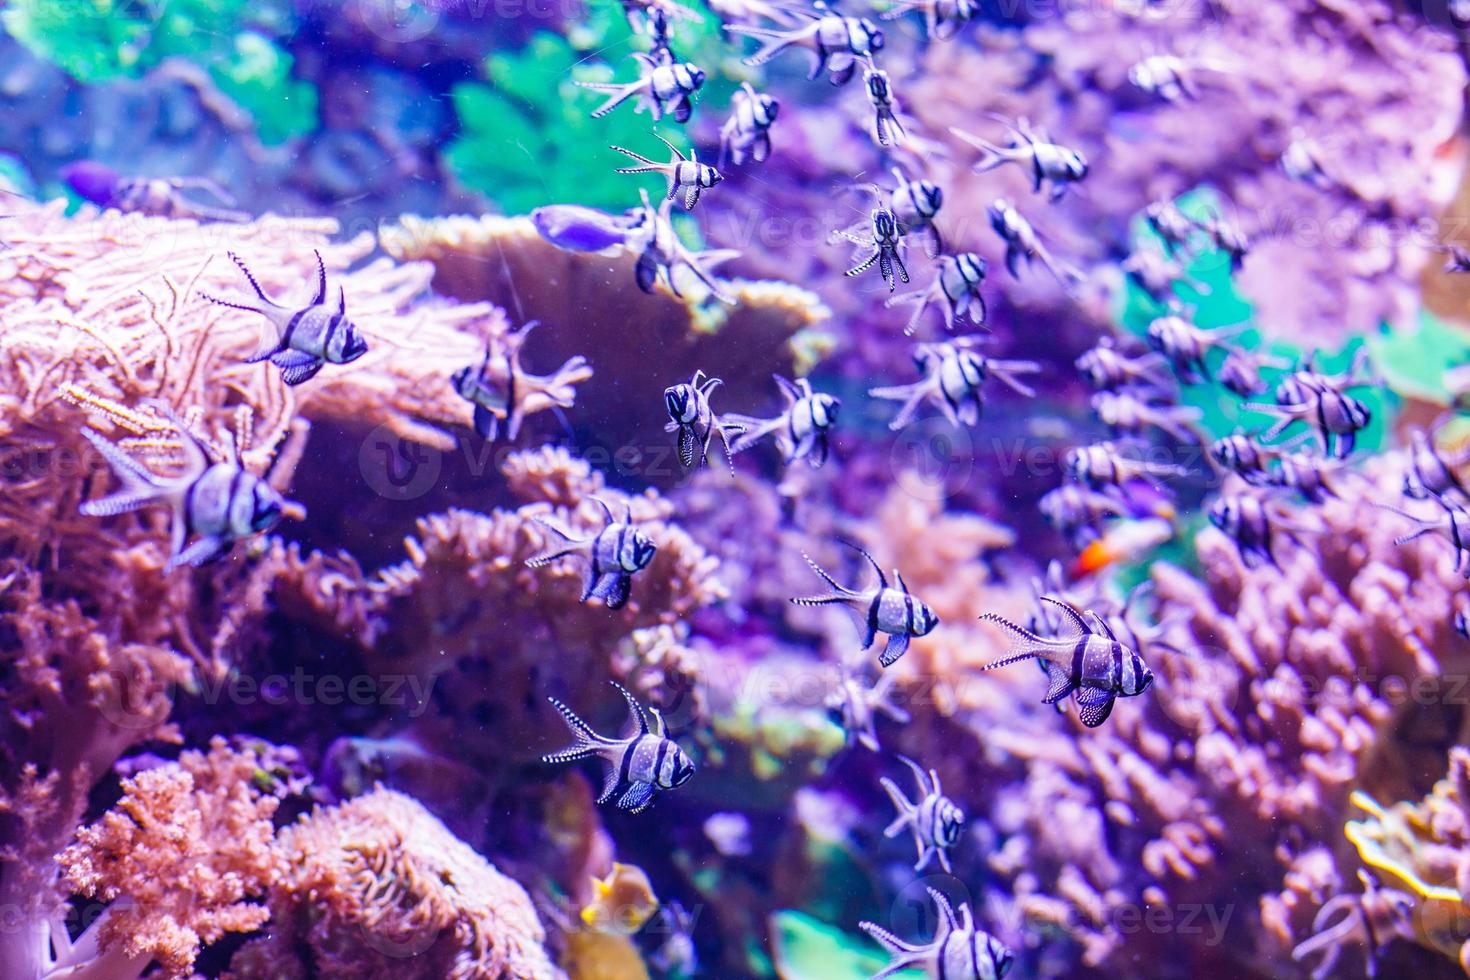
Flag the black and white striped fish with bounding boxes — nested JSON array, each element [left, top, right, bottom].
[[834, 204, 909, 291], [202, 251, 368, 386], [953, 116, 1088, 201], [543, 681, 695, 813], [1248, 389, 1371, 460], [80, 405, 301, 569], [726, 375, 840, 468], [861, 888, 1014, 980], [1064, 440, 1190, 488], [1218, 347, 1286, 398], [725, 9, 884, 86], [887, 253, 987, 336], [719, 82, 780, 168], [870, 339, 1039, 430], [1039, 482, 1128, 548], [863, 61, 906, 148], [612, 133, 722, 210], [878, 0, 978, 41], [790, 540, 938, 667], [988, 198, 1082, 288], [1404, 426, 1470, 501], [1075, 336, 1174, 392], [664, 369, 745, 472], [1144, 310, 1242, 383], [526, 497, 658, 609], [1377, 493, 1470, 578], [1208, 492, 1311, 569], [580, 53, 706, 123], [880, 756, 965, 873], [980, 596, 1154, 727], [1091, 389, 1203, 444], [887, 167, 943, 258], [629, 190, 740, 305], [827, 666, 910, 752], [1144, 199, 1199, 257]]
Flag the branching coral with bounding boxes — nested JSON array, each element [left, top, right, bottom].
[[227, 787, 561, 980], [50, 738, 279, 980]]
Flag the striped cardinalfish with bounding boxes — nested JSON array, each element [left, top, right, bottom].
[[725, 9, 884, 87], [79, 404, 302, 569], [611, 133, 723, 210], [719, 81, 780, 168], [543, 681, 695, 813], [579, 53, 706, 123], [880, 756, 965, 873], [664, 369, 745, 472], [952, 116, 1088, 201], [790, 540, 938, 668], [860, 888, 1015, 980], [887, 252, 989, 335], [726, 375, 841, 468], [870, 339, 1040, 430], [1376, 493, 1470, 579], [201, 251, 368, 386], [979, 596, 1154, 727], [526, 498, 658, 610]]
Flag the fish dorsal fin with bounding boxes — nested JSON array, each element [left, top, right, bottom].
[[612, 681, 649, 736], [592, 496, 616, 526], [1039, 596, 1089, 637], [927, 887, 959, 934], [152, 403, 212, 477], [336, 284, 346, 316], [649, 705, 667, 737], [895, 569, 910, 595], [653, 131, 686, 161], [773, 374, 802, 403], [839, 539, 887, 590], [1086, 611, 1118, 640], [898, 755, 930, 795], [310, 249, 327, 307]]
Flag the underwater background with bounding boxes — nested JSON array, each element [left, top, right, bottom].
[[5, 0, 1470, 978]]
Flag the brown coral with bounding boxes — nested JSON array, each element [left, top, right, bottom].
[[228, 787, 560, 980]]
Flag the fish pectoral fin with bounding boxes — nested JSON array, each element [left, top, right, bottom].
[[617, 781, 656, 812], [473, 403, 503, 441], [1076, 693, 1116, 728], [1042, 660, 1076, 704], [878, 633, 910, 668], [678, 425, 698, 467], [598, 763, 622, 805], [592, 572, 632, 610]]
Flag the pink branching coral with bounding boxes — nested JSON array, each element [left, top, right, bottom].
[[972, 468, 1470, 974], [51, 738, 279, 980]]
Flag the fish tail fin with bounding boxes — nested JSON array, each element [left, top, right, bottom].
[[989, 359, 1041, 398], [78, 428, 167, 517], [950, 127, 1007, 172], [878, 776, 914, 835], [543, 697, 609, 763], [525, 517, 582, 567], [978, 613, 1054, 670], [724, 24, 794, 66], [724, 415, 781, 453], [610, 144, 660, 169], [858, 922, 926, 979], [578, 81, 639, 118]]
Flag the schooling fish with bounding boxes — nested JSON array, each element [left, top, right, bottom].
[[1144, 310, 1242, 383], [526, 497, 658, 609], [1196, 210, 1252, 272], [1039, 482, 1128, 548], [886, 252, 988, 335], [611, 133, 723, 210], [1122, 245, 1207, 305], [1209, 431, 1298, 484], [719, 81, 780, 167], [879, 0, 978, 40], [953, 116, 1088, 201], [1208, 491, 1313, 569], [1092, 389, 1203, 444], [827, 666, 911, 751], [1218, 347, 1288, 398], [980, 595, 1155, 727], [1064, 440, 1191, 488], [880, 756, 965, 873], [887, 167, 943, 258], [1144, 199, 1200, 258], [863, 61, 907, 148], [869, 339, 1040, 429], [579, 53, 706, 123], [629, 190, 740, 304], [988, 198, 1082, 288], [1248, 388, 1372, 460], [1404, 425, 1470, 501], [834, 204, 910, 291], [790, 540, 938, 667], [1376, 493, 1470, 578], [544, 681, 695, 813], [664, 369, 745, 472], [861, 888, 1014, 980], [1264, 451, 1351, 504], [725, 8, 885, 86], [62, 161, 248, 223], [201, 251, 369, 386], [726, 375, 841, 467], [80, 405, 302, 569], [1127, 53, 1232, 103], [452, 320, 591, 442], [1076, 336, 1174, 392]]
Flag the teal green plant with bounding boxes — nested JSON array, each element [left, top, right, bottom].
[[1, 0, 314, 145], [446, 3, 740, 213], [770, 910, 926, 980]]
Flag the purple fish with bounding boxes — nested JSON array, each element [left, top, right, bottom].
[[531, 204, 646, 253]]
